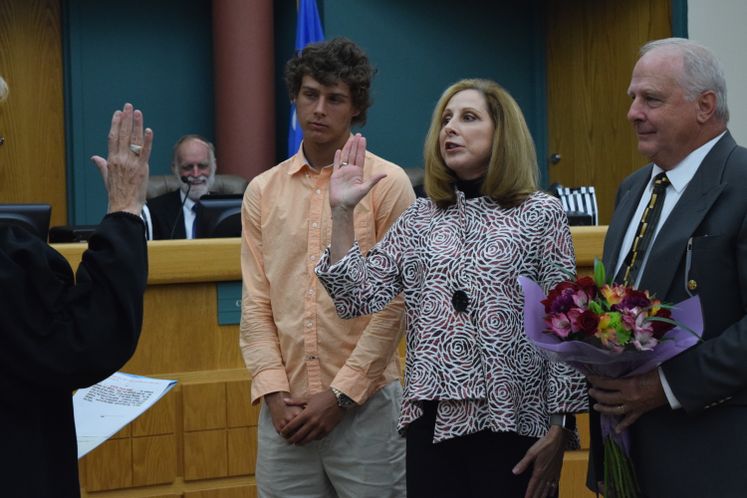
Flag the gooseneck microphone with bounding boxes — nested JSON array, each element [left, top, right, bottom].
[[169, 176, 192, 239]]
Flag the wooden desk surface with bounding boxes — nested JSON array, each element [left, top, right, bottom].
[[53, 225, 606, 282]]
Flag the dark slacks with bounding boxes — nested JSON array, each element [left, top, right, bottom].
[[406, 401, 548, 498]]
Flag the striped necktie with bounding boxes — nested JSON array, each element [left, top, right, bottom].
[[617, 172, 670, 286]]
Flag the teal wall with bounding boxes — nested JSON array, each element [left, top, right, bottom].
[[273, 0, 547, 179], [63, 0, 214, 224], [62, 0, 553, 223], [62, 1, 689, 224], [325, 0, 547, 177]]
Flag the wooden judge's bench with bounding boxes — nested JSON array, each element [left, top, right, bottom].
[[53, 226, 605, 498]]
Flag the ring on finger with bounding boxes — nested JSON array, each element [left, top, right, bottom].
[[129, 143, 143, 155], [339, 161, 348, 167]]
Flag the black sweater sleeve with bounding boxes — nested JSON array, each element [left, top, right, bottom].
[[0, 212, 148, 389]]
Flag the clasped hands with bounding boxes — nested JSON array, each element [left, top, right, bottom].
[[265, 390, 345, 445], [587, 369, 668, 433]]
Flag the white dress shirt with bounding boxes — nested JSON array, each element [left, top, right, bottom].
[[614, 132, 725, 408], [180, 190, 197, 239]]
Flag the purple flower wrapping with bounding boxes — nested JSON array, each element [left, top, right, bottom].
[[518, 275, 705, 497], [519, 276, 703, 379]]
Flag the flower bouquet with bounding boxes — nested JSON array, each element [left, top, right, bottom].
[[518, 260, 703, 498]]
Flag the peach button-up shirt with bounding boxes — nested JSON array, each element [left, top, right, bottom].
[[240, 147, 415, 405]]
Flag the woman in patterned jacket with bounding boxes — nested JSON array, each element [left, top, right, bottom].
[[315, 79, 586, 498]]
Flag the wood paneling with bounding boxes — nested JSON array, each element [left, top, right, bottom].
[[184, 487, 256, 498], [85, 438, 133, 491], [547, 0, 671, 224], [0, 0, 67, 225], [183, 383, 227, 432], [227, 427, 257, 477], [132, 435, 178, 487]]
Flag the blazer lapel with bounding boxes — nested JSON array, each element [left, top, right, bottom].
[[602, 167, 651, 276], [638, 133, 734, 294]]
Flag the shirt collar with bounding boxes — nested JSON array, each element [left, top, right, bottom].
[[286, 139, 349, 175], [651, 131, 725, 193], [287, 147, 309, 175], [179, 189, 196, 210]]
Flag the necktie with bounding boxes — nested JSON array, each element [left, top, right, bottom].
[[191, 204, 198, 239], [617, 172, 670, 286]]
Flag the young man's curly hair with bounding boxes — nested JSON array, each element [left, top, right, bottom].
[[284, 37, 375, 126]]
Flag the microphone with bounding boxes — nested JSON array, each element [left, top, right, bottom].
[[169, 176, 192, 239]]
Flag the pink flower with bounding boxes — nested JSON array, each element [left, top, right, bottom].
[[567, 308, 582, 332], [622, 307, 653, 337], [571, 289, 590, 308], [547, 313, 572, 338], [632, 329, 658, 351]]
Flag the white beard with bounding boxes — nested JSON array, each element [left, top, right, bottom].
[[182, 173, 215, 201]]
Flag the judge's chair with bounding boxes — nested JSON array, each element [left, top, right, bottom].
[[548, 183, 599, 226]]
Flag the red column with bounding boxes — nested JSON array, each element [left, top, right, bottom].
[[212, 0, 275, 180]]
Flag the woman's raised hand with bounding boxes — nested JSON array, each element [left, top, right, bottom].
[[329, 134, 386, 211]]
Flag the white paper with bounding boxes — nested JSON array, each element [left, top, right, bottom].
[[73, 371, 177, 458]]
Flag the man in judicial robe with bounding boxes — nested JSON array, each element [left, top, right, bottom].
[[0, 83, 151, 498]]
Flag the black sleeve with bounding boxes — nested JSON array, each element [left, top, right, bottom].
[[0, 212, 148, 389]]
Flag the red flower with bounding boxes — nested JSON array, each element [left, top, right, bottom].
[[619, 289, 651, 311], [542, 281, 578, 313], [576, 276, 598, 300], [651, 308, 674, 339], [577, 309, 600, 336]]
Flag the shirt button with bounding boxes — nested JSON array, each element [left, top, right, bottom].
[[312, 222, 319, 228], [688, 279, 698, 291], [306, 321, 312, 328], [308, 289, 314, 295], [315, 189, 321, 195]]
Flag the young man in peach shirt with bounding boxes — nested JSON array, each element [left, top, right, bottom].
[[239, 38, 414, 497]]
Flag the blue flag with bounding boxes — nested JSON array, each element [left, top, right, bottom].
[[288, 0, 325, 157]]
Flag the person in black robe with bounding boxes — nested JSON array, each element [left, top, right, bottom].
[[0, 86, 152, 498]]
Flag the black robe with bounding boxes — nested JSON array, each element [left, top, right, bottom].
[[147, 189, 186, 239], [0, 212, 148, 498]]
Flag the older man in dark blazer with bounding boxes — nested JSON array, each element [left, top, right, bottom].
[[587, 38, 747, 498], [147, 134, 216, 239]]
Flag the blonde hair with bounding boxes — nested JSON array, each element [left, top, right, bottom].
[[0, 77, 8, 103], [423, 78, 539, 209]]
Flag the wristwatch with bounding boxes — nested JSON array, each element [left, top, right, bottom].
[[331, 387, 356, 409], [549, 413, 576, 432]]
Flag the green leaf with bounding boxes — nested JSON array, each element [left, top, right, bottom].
[[593, 258, 607, 287], [588, 300, 603, 314], [646, 316, 704, 342]]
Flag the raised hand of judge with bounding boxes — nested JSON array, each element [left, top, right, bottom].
[[90, 103, 153, 215]]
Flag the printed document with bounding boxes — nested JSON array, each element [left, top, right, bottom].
[[73, 372, 177, 458]]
